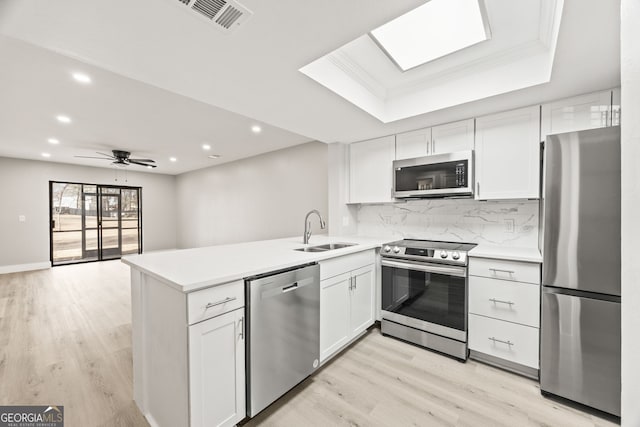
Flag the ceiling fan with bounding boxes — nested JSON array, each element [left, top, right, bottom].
[[75, 150, 157, 168]]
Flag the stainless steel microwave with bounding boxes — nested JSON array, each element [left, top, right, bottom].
[[393, 151, 474, 198]]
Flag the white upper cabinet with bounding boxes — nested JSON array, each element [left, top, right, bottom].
[[395, 119, 474, 160], [431, 118, 475, 154], [395, 127, 431, 160], [475, 106, 541, 200], [541, 90, 612, 138], [349, 135, 396, 203], [612, 87, 621, 126]]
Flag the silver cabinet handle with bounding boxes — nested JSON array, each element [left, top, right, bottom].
[[349, 277, 354, 291], [476, 182, 480, 197], [489, 298, 515, 306], [489, 337, 514, 346], [205, 297, 236, 309], [489, 268, 515, 275], [432, 139, 435, 154], [353, 277, 357, 290], [238, 317, 244, 340]]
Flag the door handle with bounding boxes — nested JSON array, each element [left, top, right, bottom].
[[238, 317, 244, 340]]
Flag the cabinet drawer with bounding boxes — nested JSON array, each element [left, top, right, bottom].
[[320, 250, 375, 281], [469, 257, 540, 284], [188, 280, 245, 325], [469, 314, 539, 369], [469, 276, 540, 327]]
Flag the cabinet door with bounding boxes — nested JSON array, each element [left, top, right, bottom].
[[395, 127, 431, 160], [349, 135, 396, 203], [320, 273, 351, 362], [612, 87, 621, 126], [475, 106, 541, 200], [431, 119, 475, 154], [189, 309, 245, 427], [349, 265, 375, 336], [541, 90, 612, 138]]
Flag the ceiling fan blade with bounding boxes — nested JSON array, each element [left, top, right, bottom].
[[129, 160, 157, 168], [129, 158, 155, 163], [96, 152, 117, 159], [74, 155, 112, 160]]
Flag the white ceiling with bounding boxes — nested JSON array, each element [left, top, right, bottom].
[[0, 0, 621, 173], [0, 35, 311, 174], [301, 0, 565, 122]]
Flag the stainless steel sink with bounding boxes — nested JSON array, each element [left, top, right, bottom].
[[294, 242, 357, 252]]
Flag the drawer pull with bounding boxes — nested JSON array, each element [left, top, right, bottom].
[[205, 297, 237, 309], [489, 268, 515, 275], [489, 298, 515, 306], [489, 337, 514, 347]]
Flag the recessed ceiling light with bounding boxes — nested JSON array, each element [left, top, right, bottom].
[[370, 0, 490, 71], [47, 138, 60, 145], [41, 152, 51, 158], [169, 157, 177, 162], [207, 154, 221, 159], [72, 72, 92, 84], [251, 125, 262, 134], [202, 144, 211, 150], [56, 115, 72, 124]]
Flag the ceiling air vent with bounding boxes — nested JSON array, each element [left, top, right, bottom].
[[172, 0, 253, 34]]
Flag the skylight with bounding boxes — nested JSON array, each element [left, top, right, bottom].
[[370, 0, 491, 71]]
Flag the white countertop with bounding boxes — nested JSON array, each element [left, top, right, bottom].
[[469, 244, 542, 263], [122, 235, 385, 293]]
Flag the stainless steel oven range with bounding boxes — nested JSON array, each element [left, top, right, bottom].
[[381, 239, 476, 360]]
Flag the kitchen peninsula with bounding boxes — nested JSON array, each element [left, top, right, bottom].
[[122, 235, 382, 427]]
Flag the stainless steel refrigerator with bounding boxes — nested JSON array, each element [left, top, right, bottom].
[[540, 126, 621, 417]]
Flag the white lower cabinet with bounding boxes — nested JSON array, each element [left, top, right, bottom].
[[320, 252, 375, 363], [469, 314, 539, 369], [189, 308, 245, 427], [468, 256, 541, 377]]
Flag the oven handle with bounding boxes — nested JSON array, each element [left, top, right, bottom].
[[381, 259, 467, 278]]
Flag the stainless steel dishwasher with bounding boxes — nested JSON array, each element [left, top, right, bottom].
[[245, 263, 320, 417]]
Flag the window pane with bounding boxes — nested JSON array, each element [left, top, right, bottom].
[[51, 183, 83, 231], [122, 228, 139, 255], [52, 231, 83, 262]]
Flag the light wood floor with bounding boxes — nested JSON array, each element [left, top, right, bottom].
[[0, 261, 619, 427]]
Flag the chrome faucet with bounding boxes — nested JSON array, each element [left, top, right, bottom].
[[303, 209, 326, 244]]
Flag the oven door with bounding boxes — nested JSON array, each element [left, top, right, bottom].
[[381, 258, 467, 342]]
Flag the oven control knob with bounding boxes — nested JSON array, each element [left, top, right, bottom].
[[440, 251, 448, 258], [452, 251, 460, 260], [393, 246, 400, 254], [384, 245, 391, 253]]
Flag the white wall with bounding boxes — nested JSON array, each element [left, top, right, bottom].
[[0, 157, 177, 270], [176, 141, 328, 248], [621, 0, 640, 425]]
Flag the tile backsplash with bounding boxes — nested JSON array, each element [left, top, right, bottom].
[[356, 199, 539, 248]]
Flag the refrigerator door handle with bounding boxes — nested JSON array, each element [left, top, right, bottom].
[[542, 286, 621, 303]]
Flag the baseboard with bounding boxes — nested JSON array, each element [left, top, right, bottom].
[[0, 261, 51, 275]]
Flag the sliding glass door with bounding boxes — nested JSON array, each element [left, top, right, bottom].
[[50, 182, 142, 266]]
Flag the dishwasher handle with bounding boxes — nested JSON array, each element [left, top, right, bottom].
[[282, 282, 298, 293], [258, 276, 315, 300]]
